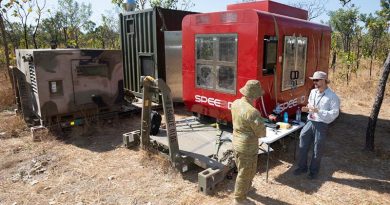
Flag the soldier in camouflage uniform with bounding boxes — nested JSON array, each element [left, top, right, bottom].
[[231, 80, 266, 205]]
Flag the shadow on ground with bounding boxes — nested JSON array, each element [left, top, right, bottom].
[[60, 108, 390, 200], [62, 113, 141, 152], [60, 104, 193, 152], [272, 112, 390, 195]]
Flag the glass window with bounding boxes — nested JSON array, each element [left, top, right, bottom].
[[263, 36, 277, 75], [219, 36, 237, 62], [282, 36, 307, 91], [296, 37, 307, 85], [195, 34, 237, 94], [196, 37, 214, 60], [196, 64, 214, 89], [217, 66, 235, 91]]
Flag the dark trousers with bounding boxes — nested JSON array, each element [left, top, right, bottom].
[[297, 121, 328, 175]]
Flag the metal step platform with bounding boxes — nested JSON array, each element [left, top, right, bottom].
[[151, 117, 233, 170]]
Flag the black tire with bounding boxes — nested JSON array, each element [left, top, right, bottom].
[[150, 111, 162, 135]]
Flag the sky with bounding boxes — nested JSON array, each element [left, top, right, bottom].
[[32, 0, 383, 26], [80, 0, 381, 25]]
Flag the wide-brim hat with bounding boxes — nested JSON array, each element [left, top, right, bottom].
[[239, 80, 263, 99], [309, 71, 330, 83]]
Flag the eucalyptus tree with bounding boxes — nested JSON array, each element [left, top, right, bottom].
[[365, 0, 390, 151], [329, 7, 359, 84], [31, 0, 46, 49], [361, 0, 389, 78], [112, 0, 194, 11], [57, 0, 92, 47]]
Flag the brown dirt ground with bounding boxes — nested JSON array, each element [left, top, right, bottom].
[[0, 62, 389, 205]]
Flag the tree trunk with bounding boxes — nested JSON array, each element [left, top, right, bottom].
[[365, 52, 390, 151], [369, 56, 373, 78], [346, 65, 350, 86], [331, 51, 337, 72], [356, 37, 361, 78], [0, 13, 11, 78], [75, 30, 79, 47], [32, 32, 38, 49], [369, 40, 376, 79], [23, 23, 28, 49], [347, 50, 351, 85], [32, 15, 41, 49], [0, 13, 10, 68], [0, 13, 16, 103], [63, 27, 68, 47]]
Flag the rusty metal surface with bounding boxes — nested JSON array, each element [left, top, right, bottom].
[[15, 49, 123, 125]]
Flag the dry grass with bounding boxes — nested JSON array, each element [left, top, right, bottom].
[[330, 58, 390, 107], [0, 68, 15, 111], [0, 113, 27, 139], [32, 127, 59, 142]]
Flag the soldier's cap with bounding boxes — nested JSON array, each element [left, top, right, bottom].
[[309, 71, 330, 83], [239, 80, 263, 99]]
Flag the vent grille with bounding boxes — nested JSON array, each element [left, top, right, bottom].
[[220, 12, 237, 23], [196, 15, 210, 25]]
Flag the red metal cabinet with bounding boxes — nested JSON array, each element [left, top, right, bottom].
[[182, 2, 331, 121]]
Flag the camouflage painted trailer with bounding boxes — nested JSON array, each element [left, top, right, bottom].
[[14, 49, 124, 126]]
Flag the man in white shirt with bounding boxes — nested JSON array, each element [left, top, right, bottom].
[[293, 71, 340, 179]]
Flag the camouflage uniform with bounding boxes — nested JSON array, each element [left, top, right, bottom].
[[231, 80, 266, 201]]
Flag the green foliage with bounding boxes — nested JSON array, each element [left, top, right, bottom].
[[80, 13, 120, 49], [329, 0, 389, 84], [361, 13, 387, 40], [375, 33, 390, 61], [111, 0, 123, 7], [341, 50, 357, 66], [150, 0, 178, 9], [111, 0, 194, 10], [329, 7, 359, 52], [331, 32, 343, 52], [57, 0, 92, 46], [377, 0, 390, 21], [40, 11, 65, 46]]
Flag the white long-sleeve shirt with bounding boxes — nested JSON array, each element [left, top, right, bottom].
[[307, 87, 340, 124]]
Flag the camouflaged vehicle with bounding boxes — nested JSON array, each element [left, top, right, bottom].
[[14, 49, 124, 126]]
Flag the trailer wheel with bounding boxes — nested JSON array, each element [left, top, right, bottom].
[[150, 111, 162, 135]]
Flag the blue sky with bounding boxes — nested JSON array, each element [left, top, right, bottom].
[[47, 0, 381, 25], [192, 0, 381, 23]]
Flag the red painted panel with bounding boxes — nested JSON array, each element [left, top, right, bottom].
[[227, 0, 308, 20], [182, 8, 331, 122]]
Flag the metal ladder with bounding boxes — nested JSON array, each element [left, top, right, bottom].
[[139, 76, 189, 171]]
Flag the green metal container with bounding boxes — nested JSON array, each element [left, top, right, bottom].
[[120, 7, 195, 103]]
